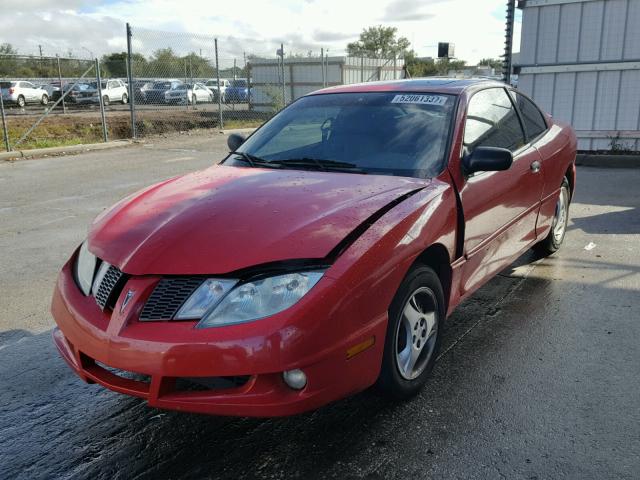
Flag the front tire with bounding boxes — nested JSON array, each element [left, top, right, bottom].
[[534, 177, 570, 256], [121, 93, 128, 104], [377, 265, 445, 399], [41, 94, 49, 105], [191, 94, 197, 105], [102, 96, 110, 107]]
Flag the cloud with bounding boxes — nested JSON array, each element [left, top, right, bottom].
[[312, 30, 358, 42], [0, 0, 516, 65], [382, 0, 442, 21]]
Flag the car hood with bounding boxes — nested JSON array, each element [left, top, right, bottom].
[[88, 165, 428, 275]]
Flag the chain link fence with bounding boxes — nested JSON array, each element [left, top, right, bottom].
[[0, 25, 405, 151]]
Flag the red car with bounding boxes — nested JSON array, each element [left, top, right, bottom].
[[52, 79, 576, 416]]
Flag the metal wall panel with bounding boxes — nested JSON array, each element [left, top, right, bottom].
[[537, 5, 561, 63], [533, 74, 555, 111], [578, 1, 605, 62], [557, 3, 582, 63], [601, 0, 628, 61], [571, 71, 598, 128], [520, 6, 539, 64], [594, 71, 621, 130], [552, 72, 576, 123], [624, 0, 640, 59]]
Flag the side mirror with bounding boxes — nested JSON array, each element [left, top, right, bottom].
[[463, 146, 513, 174], [227, 133, 246, 152]]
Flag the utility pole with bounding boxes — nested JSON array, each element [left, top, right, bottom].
[[39, 45, 43, 57]]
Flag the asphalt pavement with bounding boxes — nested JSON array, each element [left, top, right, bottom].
[[0, 141, 638, 479]]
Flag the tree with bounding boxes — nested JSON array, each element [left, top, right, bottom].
[[478, 58, 503, 69], [347, 26, 410, 59], [403, 50, 438, 78]]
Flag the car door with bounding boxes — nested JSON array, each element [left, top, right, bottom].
[[22, 82, 36, 101], [457, 87, 544, 297]]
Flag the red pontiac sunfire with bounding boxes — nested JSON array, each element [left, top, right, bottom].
[[52, 79, 577, 416]]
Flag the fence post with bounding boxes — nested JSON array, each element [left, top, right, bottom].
[[214, 38, 224, 129], [246, 62, 252, 111], [126, 23, 137, 139], [95, 59, 108, 142], [321, 48, 325, 87], [56, 55, 67, 114], [0, 93, 9, 152], [360, 57, 364, 82], [280, 43, 286, 106]]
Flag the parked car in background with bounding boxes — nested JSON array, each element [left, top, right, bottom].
[[205, 78, 230, 102], [42, 82, 62, 100], [144, 80, 183, 104], [132, 81, 154, 103], [88, 79, 128, 106], [225, 78, 251, 103], [65, 83, 98, 105], [51, 79, 577, 417], [165, 82, 214, 104], [0, 81, 50, 107]]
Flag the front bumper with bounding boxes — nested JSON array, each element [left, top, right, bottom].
[[51, 260, 386, 416]]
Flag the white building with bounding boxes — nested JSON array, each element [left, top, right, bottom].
[[516, 0, 640, 151]]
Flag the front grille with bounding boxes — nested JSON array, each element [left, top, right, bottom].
[[139, 277, 204, 321], [95, 265, 126, 310]]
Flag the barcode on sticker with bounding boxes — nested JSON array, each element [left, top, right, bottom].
[[391, 94, 448, 106]]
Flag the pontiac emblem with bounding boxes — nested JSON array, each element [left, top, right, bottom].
[[121, 290, 135, 313]]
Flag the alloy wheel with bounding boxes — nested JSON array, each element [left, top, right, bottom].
[[395, 287, 439, 380], [552, 185, 570, 243]]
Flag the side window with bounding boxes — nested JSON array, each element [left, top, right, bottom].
[[463, 88, 525, 153], [22, 82, 33, 88], [513, 92, 547, 140]]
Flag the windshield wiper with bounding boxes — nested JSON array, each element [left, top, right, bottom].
[[231, 151, 280, 169], [273, 158, 366, 173]]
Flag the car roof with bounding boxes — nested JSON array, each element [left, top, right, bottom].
[[309, 78, 507, 96]]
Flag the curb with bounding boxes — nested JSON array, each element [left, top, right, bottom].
[[0, 140, 134, 161], [219, 127, 257, 136], [576, 153, 640, 168]]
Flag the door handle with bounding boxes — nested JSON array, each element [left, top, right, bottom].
[[530, 160, 541, 173]]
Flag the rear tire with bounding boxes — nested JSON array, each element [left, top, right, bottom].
[[533, 177, 570, 256], [41, 94, 49, 105], [377, 265, 445, 400], [17, 95, 25, 107]]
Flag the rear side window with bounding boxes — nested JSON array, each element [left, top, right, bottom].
[[513, 92, 547, 140], [463, 88, 525, 153]]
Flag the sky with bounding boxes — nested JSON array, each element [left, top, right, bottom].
[[1, 0, 522, 67]]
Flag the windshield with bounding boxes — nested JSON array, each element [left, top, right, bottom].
[[231, 79, 247, 87], [227, 92, 455, 178]]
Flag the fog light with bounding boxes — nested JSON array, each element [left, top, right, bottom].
[[282, 369, 307, 390]]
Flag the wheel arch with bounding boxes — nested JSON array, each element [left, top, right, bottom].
[[412, 243, 452, 314]]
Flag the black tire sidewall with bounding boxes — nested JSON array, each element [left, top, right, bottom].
[[377, 265, 445, 398], [17, 96, 25, 107]]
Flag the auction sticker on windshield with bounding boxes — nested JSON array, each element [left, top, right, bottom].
[[391, 94, 448, 106]]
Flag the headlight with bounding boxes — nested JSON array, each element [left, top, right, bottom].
[[195, 271, 324, 328], [174, 279, 238, 320], [74, 240, 97, 296]]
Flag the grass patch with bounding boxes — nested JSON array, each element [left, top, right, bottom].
[[3, 110, 268, 151], [221, 119, 264, 129]]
